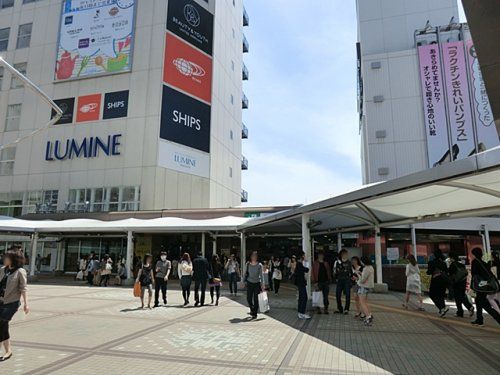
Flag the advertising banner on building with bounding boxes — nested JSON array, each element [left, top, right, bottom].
[[464, 39, 499, 151], [441, 41, 476, 161], [103, 90, 129, 119], [160, 85, 211, 153], [76, 93, 102, 123], [55, 0, 136, 81], [158, 140, 210, 178], [417, 44, 450, 167], [159, 0, 214, 178], [163, 33, 213, 104], [51, 98, 75, 125], [166, 0, 214, 56]]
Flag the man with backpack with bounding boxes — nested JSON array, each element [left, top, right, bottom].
[[333, 249, 353, 314], [448, 252, 474, 318]]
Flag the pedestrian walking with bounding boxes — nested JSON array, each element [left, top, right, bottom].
[[225, 254, 240, 296], [99, 254, 113, 287], [178, 253, 193, 306], [136, 254, 154, 309], [115, 262, 126, 286], [0, 248, 29, 362], [427, 249, 449, 317], [244, 251, 265, 319], [153, 252, 171, 307], [448, 252, 474, 317], [470, 247, 500, 326], [403, 254, 425, 311], [311, 251, 332, 314], [358, 256, 375, 326], [334, 249, 353, 314], [209, 255, 223, 306], [86, 254, 98, 287], [192, 252, 210, 307], [487, 252, 500, 314], [272, 257, 283, 295], [351, 256, 364, 318], [295, 251, 311, 319]]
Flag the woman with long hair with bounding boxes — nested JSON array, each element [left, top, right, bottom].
[[0, 248, 29, 361], [135, 254, 154, 309], [403, 254, 424, 311], [351, 256, 364, 318], [209, 254, 223, 306], [358, 256, 375, 326], [427, 249, 449, 317], [178, 253, 193, 306]]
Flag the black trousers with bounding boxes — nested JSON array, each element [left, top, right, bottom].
[[100, 273, 110, 287], [273, 279, 281, 294], [210, 285, 220, 302], [298, 285, 308, 314], [453, 282, 472, 316], [247, 282, 260, 316], [0, 301, 20, 342], [268, 272, 273, 291], [476, 292, 500, 325], [154, 277, 167, 305], [229, 272, 238, 294], [429, 277, 447, 310], [181, 275, 192, 302], [194, 279, 207, 305], [318, 281, 330, 308], [87, 272, 94, 286], [336, 279, 351, 312]]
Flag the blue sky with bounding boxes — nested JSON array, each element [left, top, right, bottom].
[[241, 1, 466, 207]]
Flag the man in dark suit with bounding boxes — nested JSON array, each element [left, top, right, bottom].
[[192, 252, 210, 307]]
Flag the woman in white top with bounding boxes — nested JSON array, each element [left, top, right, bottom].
[[178, 253, 193, 306], [358, 256, 375, 326], [403, 254, 424, 311]]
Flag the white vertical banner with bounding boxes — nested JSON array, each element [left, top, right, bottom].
[[464, 39, 499, 152], [417, 44, 451, 167], [441, 41, 476, 160]]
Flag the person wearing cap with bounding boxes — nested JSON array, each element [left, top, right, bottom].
[[153, 251, 171, 307]]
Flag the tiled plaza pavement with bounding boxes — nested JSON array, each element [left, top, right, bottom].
[[2, 282, 499, 375]]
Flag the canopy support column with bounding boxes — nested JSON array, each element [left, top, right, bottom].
[[374, 226, 387, 292], [241, 232, 246, 276], [302, 214, 312, 297], [212, 235, 217, 257], [201, 233, 206, 258], [126, 231, 134, 282], [29, 232, 38, 277], [337, 233, 342, 251], [411, 225, 417, 259], [482, 224, 491, 255]]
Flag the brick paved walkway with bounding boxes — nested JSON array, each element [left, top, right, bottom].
[[2, 283, 499, 374]]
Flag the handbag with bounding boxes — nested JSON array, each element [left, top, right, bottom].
[[76, 270, 84, 280], [258, 291, 270, 313], [312, 291, 324, 308], [133, 281, 141, 297], [452, 265, 468, 284], [472, 261, 499, 294]]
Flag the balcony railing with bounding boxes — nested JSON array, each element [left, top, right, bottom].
[[243, 34, 249, 53], [242, 62, 249, 80], [242, 93, 249, 109], [241, 156, 248, 170], [243, 7, 249, 26], [242, 123, 249, 139], [241, 189, 248, 203]]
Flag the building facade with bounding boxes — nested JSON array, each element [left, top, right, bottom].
[[0, 0, 250, 217], [356, 0, 499, 184]]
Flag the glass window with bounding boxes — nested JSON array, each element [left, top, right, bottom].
[[0, 191, 23, 216], [0, 28, 9, 51], [0, 0, 14, 10], [0, 67, 4, 90], [10, 62, 27, 89], [23, 0, 41, 4], [108, 187, 120, 211], [16, 23, 32, 49], [0, 147, 15, 176], [92, 188, 104, 212], [5, 103, 22, 131]]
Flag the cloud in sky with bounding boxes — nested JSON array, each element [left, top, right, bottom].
[[242, 0, 361, 206]]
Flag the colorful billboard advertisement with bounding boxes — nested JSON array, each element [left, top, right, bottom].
[[160, 85, 211, 153], [158, 140, 210, 179], [51, 98, 75, 125], [417, 44, 450, 167], [55, 0, 135, 81], [163, 33, 213, 104], [166, 0, 214, 55], [464, 39, 499, 151], [441, 41, 476, 161], [76, 93, 102, 123]]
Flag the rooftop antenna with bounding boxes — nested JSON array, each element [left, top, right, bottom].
[[0, 57, 62, 151]]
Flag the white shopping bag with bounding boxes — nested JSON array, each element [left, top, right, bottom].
[[312, 291, 324, 308], [258, 291, 270, 313], [76, 270, 84, 280]]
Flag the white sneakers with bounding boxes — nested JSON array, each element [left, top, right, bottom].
[[298, 313, 311, 320]]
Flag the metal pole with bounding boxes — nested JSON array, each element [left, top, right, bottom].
[[240, 232, 246, 276], [212, 235, 217, 258], [201, 232, 206, 258], [484, 224, 491, 255], [126, 231, 133, 280], [337, 233, 342, 252], [302, 214, 312, 297], [30, 233, 38, 276], [411, 225, 417, 259], [374, 226, 383, 284]]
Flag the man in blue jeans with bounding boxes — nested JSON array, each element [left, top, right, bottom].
[[334, 249, 352, 314], [295, 251, 311, 320]]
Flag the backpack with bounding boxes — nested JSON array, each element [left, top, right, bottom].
[[452, 263, 468, 284]]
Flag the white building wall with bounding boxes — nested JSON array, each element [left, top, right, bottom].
[[0, 0, 246, 214]]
